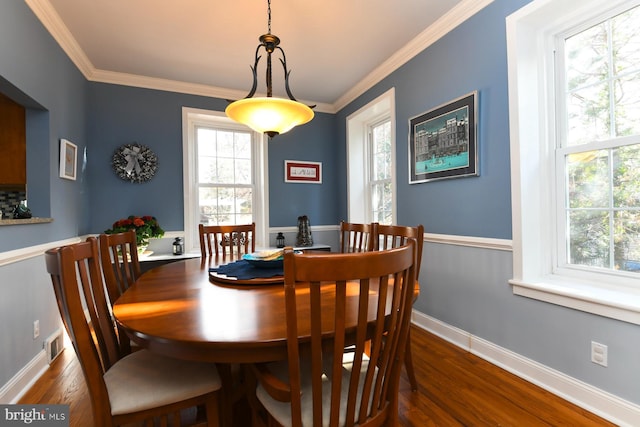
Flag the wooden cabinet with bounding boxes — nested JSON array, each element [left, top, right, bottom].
[[0, 93, 26, 186]]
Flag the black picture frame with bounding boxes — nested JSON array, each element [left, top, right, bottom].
[[409, 91, 478, 184]]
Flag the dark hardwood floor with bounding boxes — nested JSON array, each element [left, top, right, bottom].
[[18, 326, 615, 426]]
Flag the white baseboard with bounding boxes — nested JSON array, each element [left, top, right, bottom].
[[0, 349, 48, 404], [412, 310, 640, 427]]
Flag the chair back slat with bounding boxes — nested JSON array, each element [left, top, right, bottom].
[[199, 223, 256, 259], [282, 241, 416, 427], [339, 221, 378, 253]]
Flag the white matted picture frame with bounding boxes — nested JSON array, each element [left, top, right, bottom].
[[59, 138, 78, 181], [285, 160, 322, 184]]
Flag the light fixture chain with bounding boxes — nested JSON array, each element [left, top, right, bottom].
[[267, 0, 271, 34]]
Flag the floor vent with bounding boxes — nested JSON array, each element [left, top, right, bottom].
[[45, 330, 64, 364]]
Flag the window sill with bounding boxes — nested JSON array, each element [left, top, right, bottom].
[[0, 217, 53, 226], [510, 278, 640, 325]]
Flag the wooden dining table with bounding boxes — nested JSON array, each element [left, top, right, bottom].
[[113, 255, 417, 365]]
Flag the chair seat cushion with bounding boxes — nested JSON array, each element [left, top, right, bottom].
[[256, 354, 376, 427], [104, 349, 221, 416]]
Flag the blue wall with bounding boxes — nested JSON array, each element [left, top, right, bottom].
[[336, 0, 520, 240], [267, 113, 340, 226], [86, 83, 339, 233], [0, 0, 518, 244], [87, 83, 225, 233], [0, 1, 88, 253]]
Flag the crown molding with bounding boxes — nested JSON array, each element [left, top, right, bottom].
[[333, 0, 495, 111], [27, 0, 492, 115], [90, 69, 335, 113], [25, 0, 94, 77]]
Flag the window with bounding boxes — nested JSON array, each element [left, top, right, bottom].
[[182, 107, 268, 253], [369, 119, 393, 224], [557, 6, 640, 275], [197, 127, 253, 225], [347, 89, 396, 225], [507, 0, 640, 325]]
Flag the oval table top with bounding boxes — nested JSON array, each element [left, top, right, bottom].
[[114, 257, 290, 363], [113, 256, 418, 364]]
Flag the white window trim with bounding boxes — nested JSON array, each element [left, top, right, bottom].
[[346, 88, 397, 224], [506, 0, 640, 325], [181, 107, 269, 253]]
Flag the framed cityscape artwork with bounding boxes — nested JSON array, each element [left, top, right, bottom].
[[409, 91, 478, 184]]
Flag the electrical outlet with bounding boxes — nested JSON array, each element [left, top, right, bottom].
[[33, 320, 40, 339], [591, 341, 608, 367]]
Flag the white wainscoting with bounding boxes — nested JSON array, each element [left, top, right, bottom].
[[414, 233, 639, 426]]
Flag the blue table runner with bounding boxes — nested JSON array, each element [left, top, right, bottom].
[[209, 259, 283, 280]]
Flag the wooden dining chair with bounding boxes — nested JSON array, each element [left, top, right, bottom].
[[199, 223, 256, 259], [338, 220, 378, 253], [249, 242, 416, 427], [45, 237, 222, 427], [375, 224, 424, 277], [98, 230, 141, 306], [98, 230, 142, 355], [375, 223, 424, 392]]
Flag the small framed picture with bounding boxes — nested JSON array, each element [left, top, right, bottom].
[[285, 160, 322, 184], [409, 91, 478, 184], [59, 139, 78, 181]]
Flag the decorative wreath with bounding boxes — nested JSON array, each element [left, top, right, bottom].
[[111, 142, 158, 183]]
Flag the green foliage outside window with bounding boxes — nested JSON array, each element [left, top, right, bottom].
[[564, 5, 640, 273]]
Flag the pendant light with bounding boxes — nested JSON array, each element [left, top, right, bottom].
[[225, 0, 314, 138]]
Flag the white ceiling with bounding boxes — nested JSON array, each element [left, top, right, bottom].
[[26, 0, 490, 112]]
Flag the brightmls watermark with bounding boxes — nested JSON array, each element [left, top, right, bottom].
[[0, 405, 68, 426]]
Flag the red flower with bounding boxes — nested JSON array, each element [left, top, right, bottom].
[[115, 218, 132, 227], [104, 215, 165, 246]]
